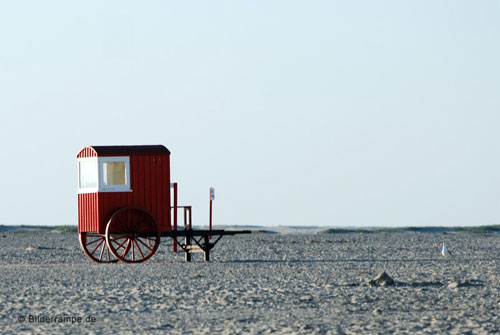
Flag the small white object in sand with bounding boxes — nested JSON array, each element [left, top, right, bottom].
[[442, 243, 452, 258]]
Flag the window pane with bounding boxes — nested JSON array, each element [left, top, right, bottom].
[[79, 160, 97, 189], [103, 161, 126, 185]]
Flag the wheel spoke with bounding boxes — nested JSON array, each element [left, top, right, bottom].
[[99, 241, 105, 261], [110, 234, 128, 240], [113, 238, 129, 251], [135, 215, 148, 233], [136, 237, 154, 252], [105, 208, 160, 263], [121, 239, 131, 257], [134, 239, 145, 259], [85, 238, 103, 247], [80, 233, 117, 263], [127, 211, 134, 232], [90, 239, 104, 255]]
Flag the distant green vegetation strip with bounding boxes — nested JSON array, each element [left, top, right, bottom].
[[0, 225, 78, 233], [54, 225, 79, 232], [254, 229, 280, 234], [320, 225, 500, 234]]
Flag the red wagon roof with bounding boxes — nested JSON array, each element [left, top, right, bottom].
[[77, 145, 170, 158]]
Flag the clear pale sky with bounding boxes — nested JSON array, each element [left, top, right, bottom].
[[0, 1, 498, 227]]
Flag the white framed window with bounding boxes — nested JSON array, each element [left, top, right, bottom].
[[78, 156, 132, 193], [78, 157, 98, 193], [98, 157, 131, 192]]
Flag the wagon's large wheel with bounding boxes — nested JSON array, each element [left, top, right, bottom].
[[79, 232, 119, 263], [105, 208, 160, 263]]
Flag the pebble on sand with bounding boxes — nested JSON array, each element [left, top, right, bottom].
[[367, 271, 395, 286]]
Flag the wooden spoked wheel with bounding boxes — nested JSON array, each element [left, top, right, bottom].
[[105, 208, 160, 263], [79, 232, 119, 263]]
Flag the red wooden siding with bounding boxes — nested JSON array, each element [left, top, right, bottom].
[[77, 147, 97, 158], [77, 193, 99, 233], [77, 146, 171, 234]]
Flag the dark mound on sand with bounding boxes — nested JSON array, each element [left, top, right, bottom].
[[367, 271, 395, 286]]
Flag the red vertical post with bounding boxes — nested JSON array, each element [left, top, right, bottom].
[[209, 187, 214, 239], [173, 183, 178, 252], [189, 207, 192, 230], [209, 200, 212, 238]]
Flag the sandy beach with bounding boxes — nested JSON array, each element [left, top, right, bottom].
[[0, 229, 499, 334]]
